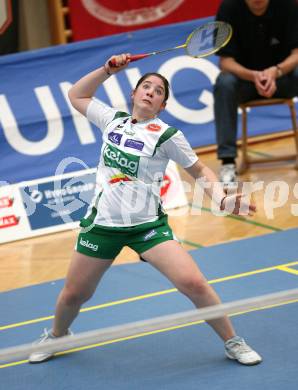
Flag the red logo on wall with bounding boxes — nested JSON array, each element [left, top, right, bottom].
[[81, 0, 184, 26], [69, 0, 221, 41], [146, 123, 161, 132], [0, 196, 14, 208], [0, 215, 19, 229]]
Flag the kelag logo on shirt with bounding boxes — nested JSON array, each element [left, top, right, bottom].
[[103, 144, 139, 176]]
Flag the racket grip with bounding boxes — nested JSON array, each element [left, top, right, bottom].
[[108, 54, 149, 67], [108, 59, 117, 67], [130, 54, 150, 62]]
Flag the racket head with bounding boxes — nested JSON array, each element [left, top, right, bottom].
[[185, 21, 233, 58]]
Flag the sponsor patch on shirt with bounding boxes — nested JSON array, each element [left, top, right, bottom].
[[146, 123, 161, 132], [103, 144, 140, 177], [108, 131, 122, 145], [270, 37, 280, 46], [109, 174, 132, 184], [124, 139, 144, 151]]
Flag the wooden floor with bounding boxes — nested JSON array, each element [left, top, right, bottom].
[[1, 135, 298, 292]]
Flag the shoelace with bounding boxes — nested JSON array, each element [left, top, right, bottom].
[[221, 166, 231, 173], [221, 166, 235, 176], [230, 340, 252, 354], [35, 328, 53, 344]]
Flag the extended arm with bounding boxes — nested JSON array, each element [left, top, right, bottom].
[[185, 160, 256, 216]]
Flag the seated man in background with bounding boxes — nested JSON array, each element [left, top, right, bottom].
[[213, 0, 298, 185]]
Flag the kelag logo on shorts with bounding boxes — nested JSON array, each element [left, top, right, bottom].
[[80, 237, 98, 252], [103, 144, 139, 176]]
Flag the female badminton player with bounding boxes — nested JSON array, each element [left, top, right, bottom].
[[29, 53, 262, 366]]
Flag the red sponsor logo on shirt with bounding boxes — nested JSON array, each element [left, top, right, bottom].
[[0, 197, 14, 208], [146, 123, 161, 132], [160, 175, 171, 197], [0, 215, 19, 229], [109, 174, 132, 184]]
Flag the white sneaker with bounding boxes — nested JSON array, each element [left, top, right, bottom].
[[219, 164, 237, 186], [29, 328, 72, 364], [225, 336, 262, 365]]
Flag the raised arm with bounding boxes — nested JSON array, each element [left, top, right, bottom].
[[68, 53, 131, 116]]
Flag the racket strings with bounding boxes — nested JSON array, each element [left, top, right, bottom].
[[186, 22, 232, 57]]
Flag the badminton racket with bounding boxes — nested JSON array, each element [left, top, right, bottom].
[[109, 21, 232, 67]]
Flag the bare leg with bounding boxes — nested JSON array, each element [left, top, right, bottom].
[[141, 241, 236, 341], [53, 252, 114, 336]]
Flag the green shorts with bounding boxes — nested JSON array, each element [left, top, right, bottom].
[[75, 214, 175, 259]]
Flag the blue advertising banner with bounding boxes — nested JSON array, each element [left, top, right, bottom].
[[19, 172, 96, 230], [0, 16, 296, 185]]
